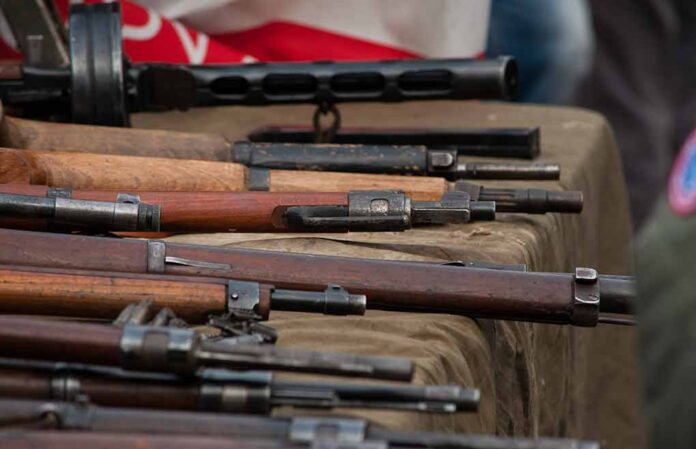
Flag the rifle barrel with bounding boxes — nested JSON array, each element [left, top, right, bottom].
[[0, 229, 635, 327]]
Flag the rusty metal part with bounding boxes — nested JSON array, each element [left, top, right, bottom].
[[230, 141, 556, 180], [246, 126, 541, 160]]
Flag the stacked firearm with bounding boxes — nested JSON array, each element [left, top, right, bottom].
[[0, 2, 633, 449]]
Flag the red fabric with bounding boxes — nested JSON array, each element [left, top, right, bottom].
[[1, 0, 420, 64], [213, 21, 418, 62]]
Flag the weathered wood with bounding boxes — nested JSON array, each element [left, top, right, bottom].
[[0, 184, 348, 232], [0, 317, 122, 366], [0, 265, 226, 321], [269, 169, 446, 201], [1, 108, 234, 161], [0, 148, 248, 191], [0, 148, 448, 199]]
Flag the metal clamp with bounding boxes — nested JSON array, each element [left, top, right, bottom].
[[119, 325, 198, 373], [428, 149, 458, 171], [52, 195, 159, 231], [571, 267, 600, 327], [199, 384, 272, 414], [322, 284, 366, 315], [49, 375, 81, 401], [290, 418, 367, 443], [285, 191, 411, 231], [348, 190, 409, 220], [146, 241, 232, 274], [46, 187, 73, 199], [227, 280, 261, 317]]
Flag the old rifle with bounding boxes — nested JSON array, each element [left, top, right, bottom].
[[0, 187, 495, 233], [0, 265, 366, 323], [0, 229, 633, 326], [0, 3, 516, 126], [0, 399, 600, 449], [0, 148, 582, 208], [0, 359, 478, 414], [0, 316, 412, 380]]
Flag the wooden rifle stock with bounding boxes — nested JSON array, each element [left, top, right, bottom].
[[0, 229, 634, 326], [0, 265, 227, 322], [0, 264, 366, 321], [0, 148, 448, 201], [0, 184, 348, 233]]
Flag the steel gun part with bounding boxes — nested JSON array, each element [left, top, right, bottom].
[[0, 191, 160, 232], [0, 3, 517, 127], [0, 399, 600, 449], [0, 359, 478, 414], [248, 126, 541, 159], [231, 142, 559, 181], [454, 181, 583, 214], [0, 316, 413, 380], [283, 191, 495, 232]]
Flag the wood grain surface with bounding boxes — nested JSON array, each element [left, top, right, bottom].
[[0, 185, 348, 232], [1, 112, 235, 161], [0, 266, 225, 321], [0, 148, 447, 199], [0, 148, 248, 191]]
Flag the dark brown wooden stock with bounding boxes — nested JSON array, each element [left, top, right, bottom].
[[0, 367, 199, 410], [0, 317, 122, 366], [0, 148, 447, 200], [0, 229, 577, 324], [0, 432, 281, 449], [0, 184, 348, 232], [0, 265, 228, 321]]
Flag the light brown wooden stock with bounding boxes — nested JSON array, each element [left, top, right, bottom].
[[0, 184, 348, 232], [0, 148, 446, 200], [0, 432, 273, 449], [0, 265, 226, 321]]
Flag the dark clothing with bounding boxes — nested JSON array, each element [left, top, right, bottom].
[[635, 200, 696, 449], [577, 0, 696, 228]]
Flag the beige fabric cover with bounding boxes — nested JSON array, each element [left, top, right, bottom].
[[133, 102, 643, 446]]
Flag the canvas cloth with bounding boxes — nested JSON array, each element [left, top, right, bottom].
[[132, 102, 641, 446]]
